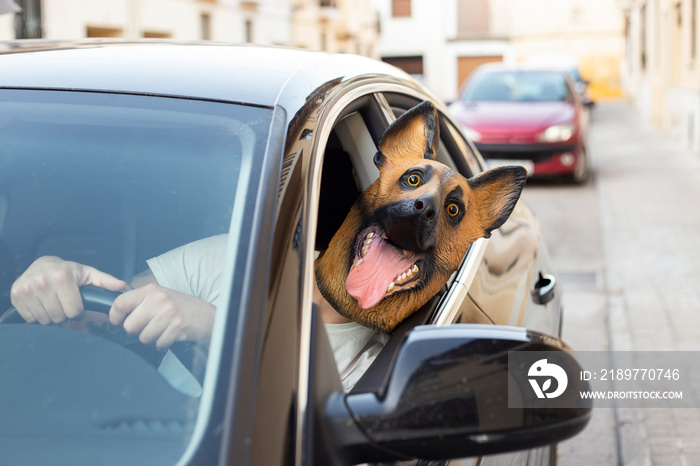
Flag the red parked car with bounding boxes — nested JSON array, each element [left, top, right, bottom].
[[449, 64, 589, 183]]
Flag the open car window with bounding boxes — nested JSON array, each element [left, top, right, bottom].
[[312, 92, 475, 394]]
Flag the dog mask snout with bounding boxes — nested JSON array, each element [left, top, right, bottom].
[[414, 195, 436, 220], [381, 196, 438, 252]]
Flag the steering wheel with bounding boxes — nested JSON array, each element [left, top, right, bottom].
[[0, 285, 120, 324], [0, 286, 199, 369]]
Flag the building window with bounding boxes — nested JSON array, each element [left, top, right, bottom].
[[14, 0, 42, 39], [382, 56, 423, 81], [245, 18, 253, 43], [320, 29, 327, 51], [456, 0, 489, 38], [571, 6, 582, 25], [143, 31, 172, 39], [201, 13, 212, 40], [392, 0, 411, 17], [86, 26, 123, 38]]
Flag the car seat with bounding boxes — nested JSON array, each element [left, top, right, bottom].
[[315, 131, 361, 252]]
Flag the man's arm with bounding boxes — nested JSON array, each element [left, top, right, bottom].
[[130, 268, 159, 289]]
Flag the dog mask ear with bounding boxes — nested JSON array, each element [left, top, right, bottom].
[[468, 166, 528, 238], [375, 100, 439, 168]]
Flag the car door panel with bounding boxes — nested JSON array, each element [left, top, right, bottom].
[[465, 200, 560, 336]]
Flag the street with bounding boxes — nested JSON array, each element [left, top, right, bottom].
[[521, 100, 700, 466]]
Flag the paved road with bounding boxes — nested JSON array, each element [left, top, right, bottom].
[[521, 100, 700, 466]]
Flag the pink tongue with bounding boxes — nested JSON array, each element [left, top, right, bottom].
[[346, 237, 413, 309]]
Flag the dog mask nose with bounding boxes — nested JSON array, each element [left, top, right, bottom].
[[413, 195, 437, 221], [381, 195, 438, 252]]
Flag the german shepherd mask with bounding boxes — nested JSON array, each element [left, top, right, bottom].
[[315, 101, 526, 333]]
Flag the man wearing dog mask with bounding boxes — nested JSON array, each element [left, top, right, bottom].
[[10, 101, 525, 392]]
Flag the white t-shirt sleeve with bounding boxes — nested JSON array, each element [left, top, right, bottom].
[[146, 234, 228, 308]]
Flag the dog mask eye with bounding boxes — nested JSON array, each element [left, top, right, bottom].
[[407, 174, 421, 187], [447, 203, 460, 217]]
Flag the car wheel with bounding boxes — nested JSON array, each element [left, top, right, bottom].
[[568, 147, 589, 184]]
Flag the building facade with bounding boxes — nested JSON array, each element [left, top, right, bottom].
[[373, 0, 624, 103], [2, 0, 378, 58], [373, 0, 511, 102], [4, 0, 287, 43], [620, 0, 700, 154], [291, 0, 379, 56]]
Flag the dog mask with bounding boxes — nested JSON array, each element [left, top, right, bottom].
[[315, 101, 526, 333]]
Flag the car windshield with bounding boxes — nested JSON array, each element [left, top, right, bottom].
[[0, 89, 272, 465], [462, 70, 572, 103]]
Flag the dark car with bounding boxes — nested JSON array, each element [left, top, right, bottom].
[[0, 40, 590, 465], [449, 64, 590, 183]]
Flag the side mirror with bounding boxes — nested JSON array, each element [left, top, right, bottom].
[[324, 324, 591, 464]]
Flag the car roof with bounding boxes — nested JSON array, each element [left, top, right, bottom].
[[0, 39, 412, 114]]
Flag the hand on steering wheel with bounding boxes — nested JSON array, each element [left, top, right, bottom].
[[2, 285, 201, 369], [1, 285, 122, 324]]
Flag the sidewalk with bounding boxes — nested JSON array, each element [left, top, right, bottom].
[[589, 101, 700, 465]]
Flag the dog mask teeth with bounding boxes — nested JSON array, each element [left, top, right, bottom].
[[384, 264, 421, 296], [394, 264, 419, 286], [360, 231, 376, 258]]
